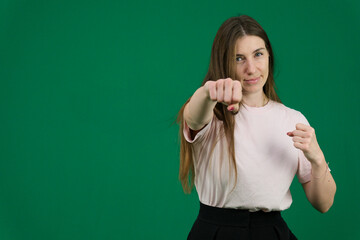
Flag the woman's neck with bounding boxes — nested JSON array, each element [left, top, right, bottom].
[[242, 91, 268, 107]]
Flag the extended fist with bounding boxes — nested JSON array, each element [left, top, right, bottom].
[[204, 78, 242, 112]]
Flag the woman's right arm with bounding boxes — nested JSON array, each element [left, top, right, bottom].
[[184, 78, 242, 131]]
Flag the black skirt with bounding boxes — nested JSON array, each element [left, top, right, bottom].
[[187, 202, 298, 240]]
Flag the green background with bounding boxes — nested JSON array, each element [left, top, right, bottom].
[[1, 0, 359, 239]]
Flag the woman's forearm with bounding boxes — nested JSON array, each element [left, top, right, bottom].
[[303, 158, 337, 213], [184, 86, 217, 130]]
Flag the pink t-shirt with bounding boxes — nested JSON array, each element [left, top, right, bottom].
[[184, 100, 312, 211]]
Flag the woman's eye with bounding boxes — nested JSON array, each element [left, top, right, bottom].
[[255, 52, 263, 57], [236, 57, 244, 62]]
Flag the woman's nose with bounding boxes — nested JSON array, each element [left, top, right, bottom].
[[245, 59, 256, 75]]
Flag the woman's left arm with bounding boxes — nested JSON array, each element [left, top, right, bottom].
[[288, 124, 337, 213]]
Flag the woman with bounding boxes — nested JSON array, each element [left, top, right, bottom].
[[177, 15, 336, 240]]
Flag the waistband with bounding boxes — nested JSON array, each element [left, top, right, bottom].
[[198, 202, 283, 227]]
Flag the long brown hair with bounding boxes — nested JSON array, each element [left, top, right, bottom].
[[177, 15, 281, 193]]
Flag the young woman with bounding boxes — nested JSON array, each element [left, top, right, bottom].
[[177, 15, 336, 240]]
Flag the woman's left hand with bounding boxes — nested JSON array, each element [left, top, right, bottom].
[[287, 123, 324, 164]]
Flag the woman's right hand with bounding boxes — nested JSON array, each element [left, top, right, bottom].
[[204, 78, 242, 113]]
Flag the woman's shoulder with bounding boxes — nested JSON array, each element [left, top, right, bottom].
[[272, 101, 304, 118], [271, 101, 302, 114], [271, 101, 308, 123]]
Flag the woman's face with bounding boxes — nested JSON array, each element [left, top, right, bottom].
[[235, 35, 269, 95]]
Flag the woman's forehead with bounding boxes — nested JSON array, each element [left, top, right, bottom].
[[235, 35, 266, 54]]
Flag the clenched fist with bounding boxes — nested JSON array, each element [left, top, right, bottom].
[[204, 78, 242, 113], [287, 124, 324, 164]]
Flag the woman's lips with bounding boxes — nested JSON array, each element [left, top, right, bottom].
[[244, 77, 260, 84]]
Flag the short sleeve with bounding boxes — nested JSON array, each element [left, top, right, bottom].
[[296, 113, 312, 183], [297, 150, 312, 183], [183, 117, 213, 144]]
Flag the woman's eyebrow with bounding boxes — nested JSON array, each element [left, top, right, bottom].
[[236, 48, 266, 56]]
